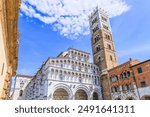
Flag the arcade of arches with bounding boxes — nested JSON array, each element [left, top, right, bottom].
[[53, 88, 99, 100]]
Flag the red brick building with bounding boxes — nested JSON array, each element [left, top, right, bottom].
[[131, 59, 150, 100], [108, 59, 140, 100]]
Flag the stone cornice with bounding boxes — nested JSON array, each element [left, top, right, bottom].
[[1, 0, 21, 75]]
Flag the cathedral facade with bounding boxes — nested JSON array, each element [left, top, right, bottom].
[[23, 48, 102, 100]]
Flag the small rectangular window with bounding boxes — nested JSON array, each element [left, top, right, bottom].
[[137, 67, 142, 74], [19, 90, 23, 96], [141, 81, 146, 87], [107, 44, 112, 50], [110, 55, 113, 61]]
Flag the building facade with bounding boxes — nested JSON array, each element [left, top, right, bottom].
[[108, 59, 150, 100], [89, 7, 118, 99], [24, 48, 102, 100], [109, 59, 140, 100], [0, 0, 20, 99], [10, 74, 32, 100], [131, 59, 150, 100]]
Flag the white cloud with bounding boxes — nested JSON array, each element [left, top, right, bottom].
[[21, 0, 130, 39]]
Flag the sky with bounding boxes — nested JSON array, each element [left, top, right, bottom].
[[17, 0, 150, 76]]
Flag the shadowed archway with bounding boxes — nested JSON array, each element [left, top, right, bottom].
[[75, 89, 88, 100], [53, 88, 69, 100], [93, 92, 98, 100]]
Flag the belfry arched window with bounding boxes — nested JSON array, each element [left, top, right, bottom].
[[110, 55, 113, 61], [96, 45, 101, 52]]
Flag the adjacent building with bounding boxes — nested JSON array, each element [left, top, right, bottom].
[[109, 59, 150, 100], [131, 59, 150, 100], [10, 74, 32, 100], [0, 0, 20, 99], [109, 59, 140, 100], [24, 48, 102, 100]]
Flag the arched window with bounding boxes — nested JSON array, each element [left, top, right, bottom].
[[19, 90, 23, 97], [120, 74, 123, 80], [98, 56, 101, 62], [110, 55, 113, 61], [114, 86, 118, 92], [93, 92, 99, 100], [107, 44, 112, 50], [96, 45, 101, 52], [94, 35, 100, 43], [123, 72, 127, 78], [127, 71, 130, 77], [112, 76, 118, 82]]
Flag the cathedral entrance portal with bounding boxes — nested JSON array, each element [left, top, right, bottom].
[[75, 89, 88, 100], [53, 88, 69, 100]]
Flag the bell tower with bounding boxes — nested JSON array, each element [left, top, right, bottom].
[[89, 7, 118, 73], [89, 7, 118, 99]]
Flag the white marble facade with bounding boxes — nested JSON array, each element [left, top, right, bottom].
[[11, 75, 32, 100], [24, 48, 102, 100]]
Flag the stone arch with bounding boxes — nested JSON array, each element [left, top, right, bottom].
[[141, 95, 150, 100], [93, 92, 98, 100], [74, 85, 90, 100], [75, 89, 88, 100], [92, 88, 101, 100], [53, 88, 69, 100], [52, 84, 73, 100]]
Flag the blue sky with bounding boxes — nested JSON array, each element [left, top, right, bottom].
[[17, 0, 150, 75]]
